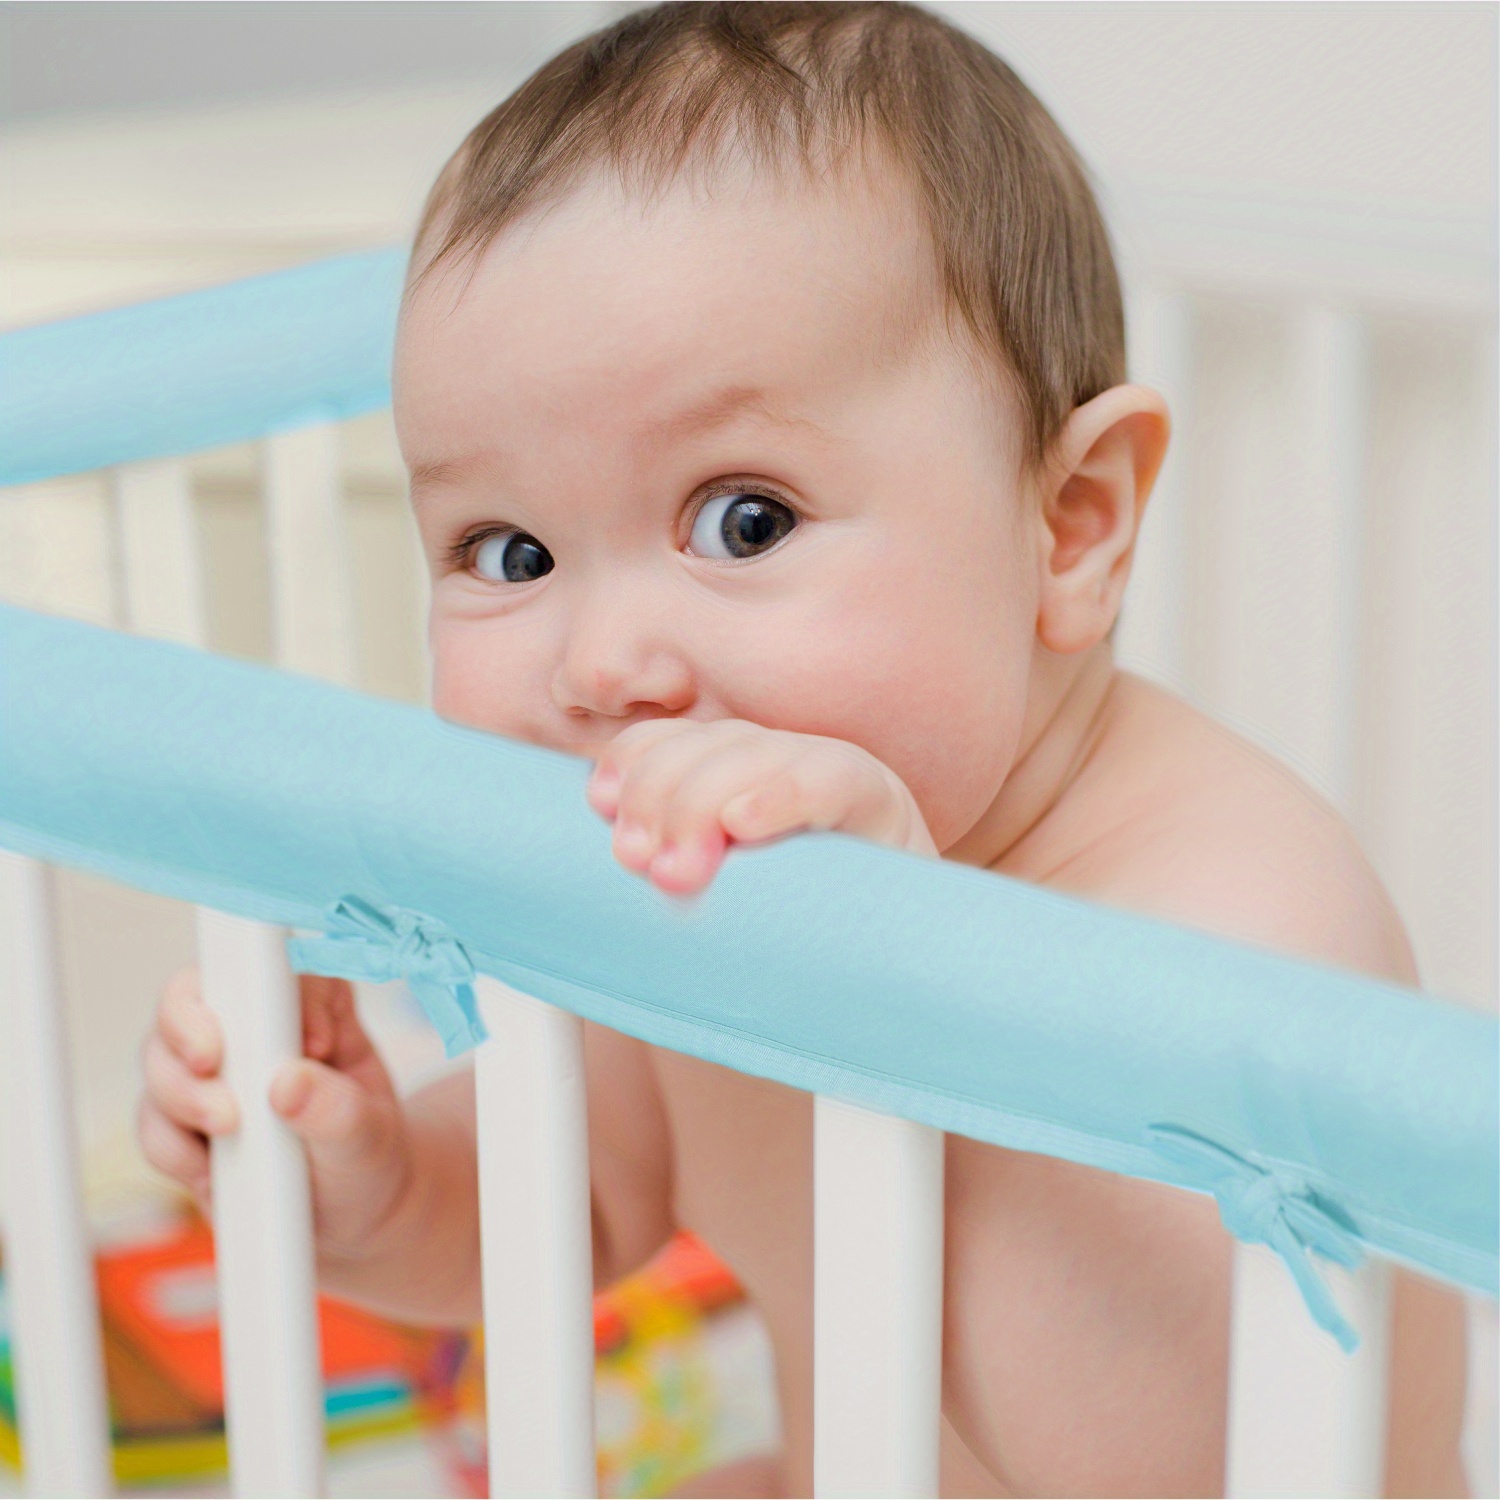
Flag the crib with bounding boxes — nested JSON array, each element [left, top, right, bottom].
[[0, 219, 1494, 1500]]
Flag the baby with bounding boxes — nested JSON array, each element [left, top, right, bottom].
[[137, 4, 1470, 1494]]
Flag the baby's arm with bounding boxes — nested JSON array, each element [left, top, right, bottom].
[[317, 1028, 678, 1323], [313, 1064, 482, 1325], [942, 785, 1471, 1497]]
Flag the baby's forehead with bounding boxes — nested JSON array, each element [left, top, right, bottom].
[[398, 168, 1038, 504], [393, 146, 1030, 494], [402, 151, 953, 385], [396, 163, 1033, 545]]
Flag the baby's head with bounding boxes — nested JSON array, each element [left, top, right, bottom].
[[394, 1, 1167, 854]]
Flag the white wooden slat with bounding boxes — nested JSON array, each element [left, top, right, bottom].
[[1356, 323, 1496, 1010], [1117, 283, 1195, 695], [474, 977, 597, 1498], [1196, 307, 1389, 1493], [1284, 305, 1371, 815], [111, 458, 207, 645], [263, 424, 359, 686], [813, 1098, 944, 1499], [197, 907, 326, 1499], [0, 485, 29, 605], [111, 455, 328, 1496], [1462, 1296, 1499, 1498], [0, 851, 114, 1498], [1, 474, 117, 625], [226, 427, 339, 1494], [1202, 305, 1371, 816], [1226, 1245, 1391, 1497]]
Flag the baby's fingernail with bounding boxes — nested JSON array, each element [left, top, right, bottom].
[[721, 790, 760, 832], [614, 822, 653, 866], [649, 841, 712, 893], [200, 1091, 239, 1134], [184, 1022, 216, 1069], [269, 1065, 312, 1118]]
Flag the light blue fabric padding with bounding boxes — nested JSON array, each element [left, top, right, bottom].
[[286, 893, 488, 1060], [2, 602, 1496, 1345], [0, 249, 407, 486]]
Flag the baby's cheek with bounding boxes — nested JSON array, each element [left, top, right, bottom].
[[907, 732, 1019, 849], [845, 645, 1029, 848], [427, 643, 489, 728], [427, 620, 537, 740]]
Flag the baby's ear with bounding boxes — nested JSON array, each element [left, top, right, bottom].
[[1033, 385, 1170, 655]]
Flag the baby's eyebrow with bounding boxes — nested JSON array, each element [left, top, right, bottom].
[[409, 387, 830, 499], [409, 458, 460, 490], [648, 384, 826, 443], [408, 452, 508, 500]]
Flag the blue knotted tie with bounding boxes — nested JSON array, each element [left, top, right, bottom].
[[286, 894, 488, 1059], [1145, 1123, 1365, 1352]]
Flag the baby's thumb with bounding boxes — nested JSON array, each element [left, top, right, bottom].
[[269, 1058, 393, 1175]]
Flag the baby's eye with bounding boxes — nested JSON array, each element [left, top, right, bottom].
[[688, 492, 797, 560], [470, 530, 554, 583]]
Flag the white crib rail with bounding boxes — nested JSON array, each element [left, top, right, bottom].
[[0, 851, 112, 1498], [263, 427, 359, 686], [475, 980, 596, 1498], [197, 910, 324, 1498], [1228, 1249, 1393, 1497], [814, 1100, 944, 1498], [107, 437, 353, 1496]]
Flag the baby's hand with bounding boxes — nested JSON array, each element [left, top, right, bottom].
[[137, 965, 416, 1265], [586, 718, 938, 895]]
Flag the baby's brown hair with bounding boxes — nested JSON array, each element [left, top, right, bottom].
[[411, 0, 1126, 479]]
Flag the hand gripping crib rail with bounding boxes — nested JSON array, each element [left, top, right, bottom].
[[0, 255, 1496, 1500]]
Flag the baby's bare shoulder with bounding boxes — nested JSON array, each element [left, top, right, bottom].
[[1038, 671, 1417, 987], [943, 675, 1453, 1495]]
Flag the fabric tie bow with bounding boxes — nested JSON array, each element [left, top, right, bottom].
[[287, 894, 488, 1059], [1145, 1123, 1365, 1353]]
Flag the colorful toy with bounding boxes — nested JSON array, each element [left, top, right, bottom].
[[0, 1218, 772, 1497]]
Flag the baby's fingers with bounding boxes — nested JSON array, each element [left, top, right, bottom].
[[721, 749, 930, 852], [141, 1031, 239, 1136], [299, 974, 364, 1067], [137, 1097, 213, 1203], [270, 1058, 396, 1171], [607, 723, 759, 863], [588, 717, 732, 820], [157, 967, 223, 1076]]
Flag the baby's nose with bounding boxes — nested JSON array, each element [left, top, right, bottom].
[[552, 657, 695, 720], [549, 594, 696, 722]]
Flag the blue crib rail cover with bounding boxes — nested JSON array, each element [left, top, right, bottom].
[[1, 601, 1496, 1336], [1, 252, 1496, 1345], [0, 249, 406, 486]]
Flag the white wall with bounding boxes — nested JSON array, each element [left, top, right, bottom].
[[939, 2, 1494, 212]]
